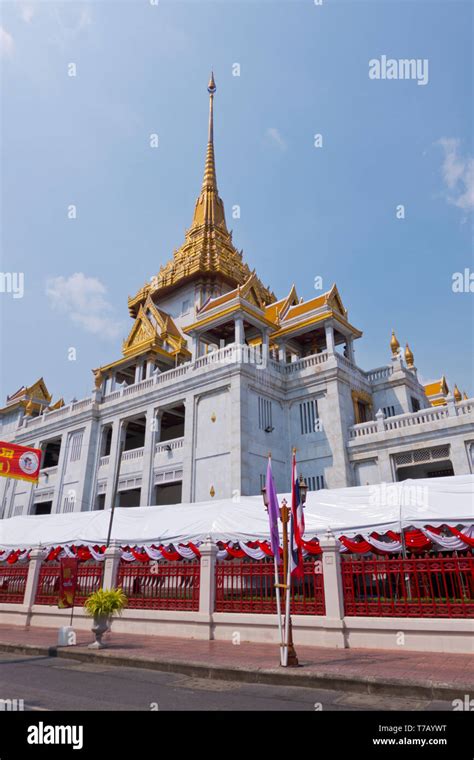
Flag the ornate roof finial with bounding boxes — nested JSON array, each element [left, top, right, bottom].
[[208, 70, 216, 94], [453, 384, 462, 402], [463, 391, 468, 400], [94, 369, 103, 390], [405, 342, 414, 367], [25, 399, 34, 417], [202, 71, 217, 192], [390, 330, 400, 356]]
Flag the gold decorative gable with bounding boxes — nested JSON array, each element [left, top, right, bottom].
[[122, 306, 160, 358], [27, 378, 52, 403], [122, 303, 187, 359], [238, 272, 264, 309], [326, 285, 347, 318]]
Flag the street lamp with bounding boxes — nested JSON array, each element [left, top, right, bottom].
[[298, 473, 308, 505]]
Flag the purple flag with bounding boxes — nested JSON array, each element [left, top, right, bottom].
[[266, 457, 281, 562]]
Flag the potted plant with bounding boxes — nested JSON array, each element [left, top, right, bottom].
[[84, 588, 127, 649]]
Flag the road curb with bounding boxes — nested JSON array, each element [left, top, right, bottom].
[[0, 641, 469, 702]]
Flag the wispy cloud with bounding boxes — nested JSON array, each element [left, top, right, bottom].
[[436, 137, 474, 211], [265, 127, 287, 151], [0, 27, 14, 58], [20, 4, 35, 23], [46, 273, 123, 340]]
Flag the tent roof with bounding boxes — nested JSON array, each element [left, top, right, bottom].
[[1, 474, 473, 550]]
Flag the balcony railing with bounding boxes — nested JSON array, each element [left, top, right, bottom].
[[364, 366, 394, 383], [155, 437, 184, 454], [349, 401, 472, 440], [121, 447, 144, 462]]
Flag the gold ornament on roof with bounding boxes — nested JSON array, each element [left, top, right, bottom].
[[209, 485, 215, 498], [463, 391, 468, 400], [390, 330, 400, 356], [94, 370, 103, 390], [25, 399, 34, 417], [127, 73, 275, 316], [453, 384, 462, 402], [404, 343, 414, 367]]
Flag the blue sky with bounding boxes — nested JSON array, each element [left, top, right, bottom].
[[1, 0, 473, 404]]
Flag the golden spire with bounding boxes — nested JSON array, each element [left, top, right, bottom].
[[453, 384, 462, 402], [128, 73, 276, 311], [463, 391, 468, 400], [390, 330, 400, 356], [191, 71, 226, 229], [202, 72, 217, 191], [404, 342, 414, 367]]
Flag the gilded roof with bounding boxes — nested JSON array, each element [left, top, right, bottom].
[[128, 75, 275, 317]]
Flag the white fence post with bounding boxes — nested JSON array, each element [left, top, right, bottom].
[[24, 548, 46, 624], [319, 530, 346, 648], [199, 537, 217, 617], [102, 546, 121, 589]]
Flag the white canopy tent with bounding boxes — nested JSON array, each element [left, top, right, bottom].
[[0, 474, 472, 550]]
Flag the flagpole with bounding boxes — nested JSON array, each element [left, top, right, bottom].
[[283, 510, 291, 667], [283, 447, 302, 668], [273, 552, 285, 665], [262, 453, 285, 666]]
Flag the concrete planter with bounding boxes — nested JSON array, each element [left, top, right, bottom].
[[88, 614, 111, 649]]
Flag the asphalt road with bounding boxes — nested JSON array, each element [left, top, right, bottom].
[[0, 652, 453, 712]]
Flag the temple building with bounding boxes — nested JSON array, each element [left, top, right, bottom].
[[1, 75, 473, 518]]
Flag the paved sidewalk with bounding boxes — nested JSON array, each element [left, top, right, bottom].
[[0, 624, 472, 701]]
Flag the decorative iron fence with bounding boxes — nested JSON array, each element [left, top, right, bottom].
[[0, 563, 29, 604], [342, 553, 474, 618], [34, 561, 103, 606], [117, 560, 200, 611], [215, 558, 325, 615]]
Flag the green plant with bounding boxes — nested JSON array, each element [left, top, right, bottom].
[[84, 587, 127, 618]]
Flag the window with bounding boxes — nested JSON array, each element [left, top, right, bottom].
[[411, 397, 421, 413], [63, 494, 76, 513], [33, 501, 52, 515], [382, 406, 396, 418], [299, 400, 319, 435], [41, 438, 61, 468], [307, 475, 325, 491], [181, 299, 190, 315], [258, 397, 273, 431], [69, 431, 83, 462], [356, 401, 368, 423]]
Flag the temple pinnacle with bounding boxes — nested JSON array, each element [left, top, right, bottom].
[[208, 71, 216, 94]]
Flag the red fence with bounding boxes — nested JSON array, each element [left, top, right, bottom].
[[342, 553, 474, 618], [215, 558, 325, 615], [0, 563, 29, 604], [117, 560, 200, 611], [34, 562, 103, 606]]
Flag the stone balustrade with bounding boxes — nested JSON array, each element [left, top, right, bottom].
[[349, 400, 473, 440]]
